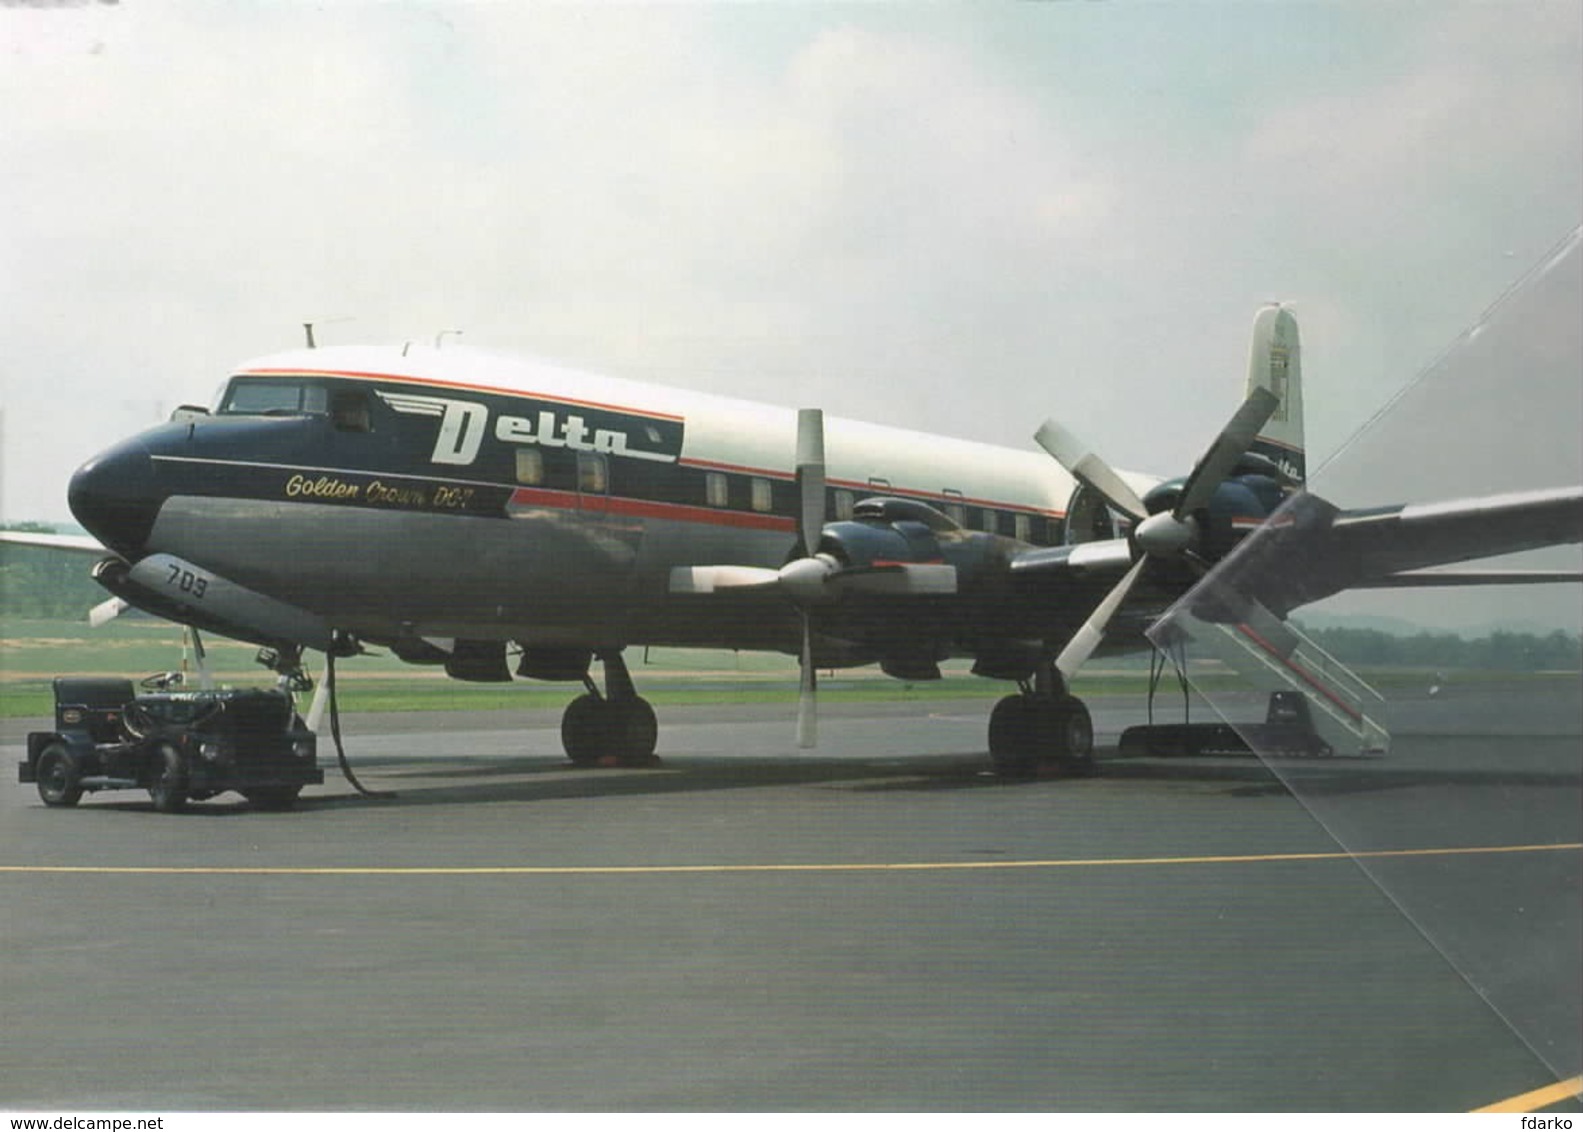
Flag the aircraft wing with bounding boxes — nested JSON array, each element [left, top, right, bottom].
[[1199, 484, 1583, 620], [0, 530, 110, 555], [1, 529, 130, 626]]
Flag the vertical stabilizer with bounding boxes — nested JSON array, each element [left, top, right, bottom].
[[1246, 304, 1305, 482]]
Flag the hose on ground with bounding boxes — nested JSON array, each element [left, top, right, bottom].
[[326, 652, 395, 800]]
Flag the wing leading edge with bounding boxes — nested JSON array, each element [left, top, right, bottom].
[[1216, 484, 1583, 619], [0, 530, 109, 555]]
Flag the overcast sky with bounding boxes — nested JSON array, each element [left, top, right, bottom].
[[3, 2, 1579, 628]]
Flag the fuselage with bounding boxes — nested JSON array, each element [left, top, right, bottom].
[[69, 343, 1159, 659]]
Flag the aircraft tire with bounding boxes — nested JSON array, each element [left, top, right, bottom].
[[561, 694, 609, 766], [988, 695, 1038, 777], [1052, 696, 1096, 777], [147, 741, 189, 813], [612, 698, 659, 765], [36, 743, 84, 808]]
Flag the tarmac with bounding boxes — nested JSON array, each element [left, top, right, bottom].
[[2, 680, 1579, 1112]]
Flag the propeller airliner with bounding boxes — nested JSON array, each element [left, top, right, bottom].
[[7, 305, 1581, 781]]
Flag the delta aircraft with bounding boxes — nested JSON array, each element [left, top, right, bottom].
[[8, 306, 1581, 782]]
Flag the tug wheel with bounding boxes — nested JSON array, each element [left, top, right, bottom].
[[36, 743, 84, 808], [147, 742, 189, 813]]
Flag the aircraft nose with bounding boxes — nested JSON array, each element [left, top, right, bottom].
[[68, 438, 160, 557]]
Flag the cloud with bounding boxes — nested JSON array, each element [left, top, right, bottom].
[[1, 3, 1578, 533]]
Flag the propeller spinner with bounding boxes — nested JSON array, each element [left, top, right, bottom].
[[1038, 387, 1280, 678]]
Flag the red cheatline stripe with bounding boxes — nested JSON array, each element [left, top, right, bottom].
[[239, 367, 685, 423], [680, 456, 796, 481], [509, 488, 796, 533]]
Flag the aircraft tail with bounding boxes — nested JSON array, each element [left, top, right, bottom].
[[1244, 304, 1305, 482]]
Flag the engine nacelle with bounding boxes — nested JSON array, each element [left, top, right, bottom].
[[94, 554, 334, 651], [817, 497, 955, 568], [817, 496, 1009, 586]]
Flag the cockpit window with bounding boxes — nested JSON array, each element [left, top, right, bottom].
[[330, 389, 372, 433], [219, 378, 329, 416]]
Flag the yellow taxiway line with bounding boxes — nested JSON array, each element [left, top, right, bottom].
[[1473, 1075, 1583, 1113], [0, 841, 1577, 877]]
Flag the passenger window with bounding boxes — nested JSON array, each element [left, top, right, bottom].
[[705, 472, 729, 508], [578, 452, 609, 494], [515, 448, 545, 486], [750, 478, 773, 513], [834, 490, 855, 521], [1014, 513, 1032, 543]]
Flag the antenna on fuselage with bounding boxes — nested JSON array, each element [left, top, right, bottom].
[[303, 317, 354, 350], [435, 329, 463, 349]]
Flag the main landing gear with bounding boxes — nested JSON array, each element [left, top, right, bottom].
[[987, 660, 1095, 778], [561, 649, 659, 767]]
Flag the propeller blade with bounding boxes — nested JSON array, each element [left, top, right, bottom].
[[669, 565, 783, 594], [88, 595, 130, 628], [1034, 420, 1148, 522], [796, 613, 817, 748], [1175, 387, 1280, 518], [1055, 556, 1148, 679], [796, 408, 826, 557]]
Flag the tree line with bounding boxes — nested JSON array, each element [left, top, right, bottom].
[[1, 524, 105, 619], [1298, 624, 1581, 671], [4, 524, 1580, 670]]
